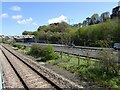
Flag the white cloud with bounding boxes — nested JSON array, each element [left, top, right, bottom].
[[32, 22, 38, 26], [17, 17, 37, 26], [12, 15, 37, 26], [10, 6, 21, 11], [0, 13, 9, 18], [48, 15, 68, 24], [12, 15, 22, 20], [17, 17, 32, 24]]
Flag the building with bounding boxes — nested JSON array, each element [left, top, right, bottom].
[[100, 12, 110, 22], [118, 1, 120, 6], [111, 6, 120, 19], [13, 35, 35, 43], [86, 17, 91, 25], [83, 20, 88, 26], [83, 17, 92, 26]]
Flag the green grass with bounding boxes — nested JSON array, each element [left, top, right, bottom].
[[48, 53, 96, 66], [10, 43, 120, 89], [17, 47, 30, 54], [47, 53, 120, 89]]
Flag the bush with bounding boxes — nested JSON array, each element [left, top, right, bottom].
[[41, 45, 56, 61], [12, 43, 24, 49], [2, 38, 8, 44], [28, 44, 43, 57], [28, 44, 56, 61]]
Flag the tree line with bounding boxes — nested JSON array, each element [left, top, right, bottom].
[[22, 19, 119, 47], [22, 6, 120, 47]]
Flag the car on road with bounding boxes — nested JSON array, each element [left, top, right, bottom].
[[113, 43, 120, 50]]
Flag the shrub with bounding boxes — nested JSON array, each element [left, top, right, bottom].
[[42, 45, 56, 60], [28, 44, 56, 61], [12, 43, 24, 49]]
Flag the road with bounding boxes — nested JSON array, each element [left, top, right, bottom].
[[19, 43, 118, 61]]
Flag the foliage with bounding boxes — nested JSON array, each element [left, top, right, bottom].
[[59, 32, 71, 45], [22, 21, 77, 44], [2, 37, 9, 44], [11, 43, 120, 88], [75, 20, 119, 46], [12, 43, 25, 49], [22, 20, 119, 47], [22, 31, 38, 36], [97, 41, 119, 76], [48, 52, 120, 89], [28, 44, 56, 61]]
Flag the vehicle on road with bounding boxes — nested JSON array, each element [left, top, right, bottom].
[[113, 43, 120, 50]]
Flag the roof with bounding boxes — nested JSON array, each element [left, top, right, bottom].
[[13, 35, 34, 39], [0, 35, 34, 39]]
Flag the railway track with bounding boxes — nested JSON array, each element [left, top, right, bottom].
[[0, 44, 83, 89], [0, 45, 61, 89], [0, 49, 24, 88]]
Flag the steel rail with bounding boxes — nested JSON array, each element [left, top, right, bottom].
[[1, 49, 29, 90], [1, 45, 62, 90]]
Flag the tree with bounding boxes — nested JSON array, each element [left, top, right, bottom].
[[37, 25, 48, 32], [90, 13, 99, 24], [59, 32, 71, 60], [2, 37, 8, 44], [22, 31, 29, 35], [36, 31, 46, 43], [50, 32, 60, 44], [22, 31, 34, 35], [78, 23, 83, 28]]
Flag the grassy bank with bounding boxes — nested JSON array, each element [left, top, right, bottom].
[[47, 53, 120, 89], [11, 43, 120, 89]]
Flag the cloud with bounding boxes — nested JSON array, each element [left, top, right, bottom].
[[10, 6, 21, 11], [48, 15, 68, 24], [0, 13, 9, 18], [17, 17, 32, 24], [17, 17, 37, 26], [12, 15, 22, 20], [32, 22, 38, 26]]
